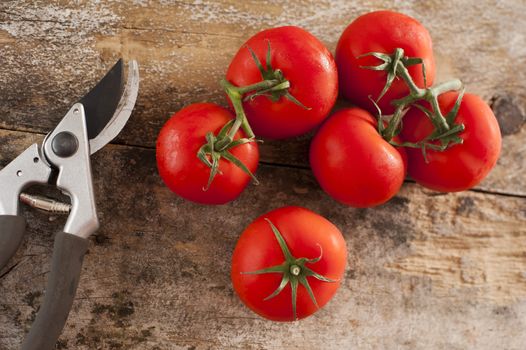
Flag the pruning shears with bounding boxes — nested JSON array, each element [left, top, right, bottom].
[[0, 59, 139, 350]]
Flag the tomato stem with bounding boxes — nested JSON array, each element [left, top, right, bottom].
[[197, 42, 309, 188], [235, 79, 281, 95], [290, 265, 301, 276], [430, 79, 463, 96], [360, 48, 466, 155], [382, 106, 406, 141], [214, 80, 255, 151], [218, 78, 287, 146], [394, 52, 422, 96]]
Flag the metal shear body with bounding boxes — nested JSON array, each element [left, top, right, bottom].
[[0, 59, 139, 350]]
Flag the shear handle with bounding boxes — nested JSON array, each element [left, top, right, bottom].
[[19, 102, 99, 349], [0, 143, 53, 270], [0, 215, 26, 270], [21, 231, 89, 350]]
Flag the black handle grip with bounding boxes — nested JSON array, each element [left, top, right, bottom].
[[0, 215, 27, 270], [21, 231, 89, 350]]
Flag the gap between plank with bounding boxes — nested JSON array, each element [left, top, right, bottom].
[[0, 127, 524, 199]]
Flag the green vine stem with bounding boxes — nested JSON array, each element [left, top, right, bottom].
[[197, 42, 309, 189], [242, 219, 336, 321], [213, 79, 277, 151], [360, 48, 466, 154]]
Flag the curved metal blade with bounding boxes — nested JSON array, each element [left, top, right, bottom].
[[80, 59, 124, 141], [89, 60, 140, 154]]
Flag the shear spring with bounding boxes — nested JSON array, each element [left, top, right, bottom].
[[20, 193, 71, 214]]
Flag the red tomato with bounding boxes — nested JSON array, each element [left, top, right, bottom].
[[231, 206, 347, 321], [226, 26, 338, 139], [400, 92, 501, 192], [336, 11, 435, 115], [156, 103, 259, 205], [310, 108, 407, 208]]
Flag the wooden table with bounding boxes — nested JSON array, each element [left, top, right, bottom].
[[1, 1, 525, 349]]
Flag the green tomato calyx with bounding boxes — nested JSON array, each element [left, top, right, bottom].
[[244, 41, 311, 110], [242, 218, 336, 321], [197, 40, 309, 189], [359, 47, 466, 161], [196, 119, 259, 191]]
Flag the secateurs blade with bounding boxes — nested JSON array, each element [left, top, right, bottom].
[[0, 59, 140, 350]]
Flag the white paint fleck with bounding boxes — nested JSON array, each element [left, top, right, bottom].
[[0, 3, 119, 40]]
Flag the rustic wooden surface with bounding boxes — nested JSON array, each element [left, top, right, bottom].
[[1, 1, 525, 349]]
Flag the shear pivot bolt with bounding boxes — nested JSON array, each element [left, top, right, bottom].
[[52, 132, 78, 158]]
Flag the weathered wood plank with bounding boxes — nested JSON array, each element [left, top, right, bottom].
[[1, 1, 526, 349], [0, 129, 525, 350], [0, 0, 525, 195]]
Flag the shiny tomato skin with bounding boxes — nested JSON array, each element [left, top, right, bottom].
[[336, 10, 435, 115], [156, 103, 259, 205], [231, 206, 347, 322], [400, 92, 501, 192], [310, 108, 407, 208], [226, 26, 338, 139]]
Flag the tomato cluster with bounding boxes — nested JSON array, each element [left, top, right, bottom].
[[156, 10, 501, 322], [314, 10, 500, 206], [157, 26, 338, 205]]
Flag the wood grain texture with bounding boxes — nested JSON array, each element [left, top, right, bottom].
[[1, 1, 525, 349], [1, 129, 525, 350], [0, 0, 525, 194]]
